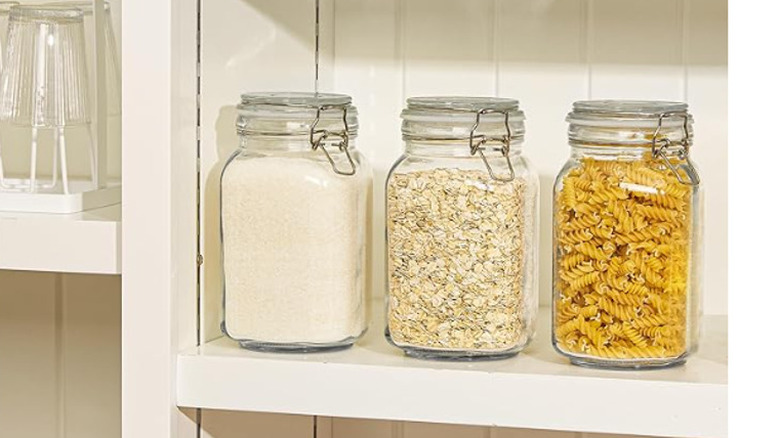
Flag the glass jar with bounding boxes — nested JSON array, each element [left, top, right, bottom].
[[220, 92, 371, 352], [552, 100, 702, 369], [385, 96, 539, 360]]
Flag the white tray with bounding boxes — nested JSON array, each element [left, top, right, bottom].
[[0, 179, 121, 214]]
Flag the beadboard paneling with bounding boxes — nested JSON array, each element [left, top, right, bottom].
[[200, 410, 314, 438], [61, 274, 121, 438], [402, 0, 497, 97], [402, 422, 488, 438], [331, 417, 399, 438], [0, 271, 120, 438], [198, 0, 728, 350], [589, 0, 685, 100], [495, 428, 580, 438], [325, 418, 648, 438], [685, 0, 728, 316], [0, 270, 59, 438]]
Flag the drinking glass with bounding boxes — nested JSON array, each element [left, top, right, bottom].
[[0, 5, 92, 194]]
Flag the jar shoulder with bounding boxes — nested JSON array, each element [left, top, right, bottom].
[[387, 152, 538, 184]]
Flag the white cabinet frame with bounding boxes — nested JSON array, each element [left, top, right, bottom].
[[121, 0, 198, 436]]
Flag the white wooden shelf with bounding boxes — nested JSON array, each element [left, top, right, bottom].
[[178, 305, 727, 438], [0, 204, 121, 274]]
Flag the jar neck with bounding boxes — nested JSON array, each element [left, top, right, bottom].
[[240, 135, 356, 152], [404, 139, 523, 158], [569, 143, 687, 160]]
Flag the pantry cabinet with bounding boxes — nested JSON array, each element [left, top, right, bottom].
[[1, 0, 728, 437]]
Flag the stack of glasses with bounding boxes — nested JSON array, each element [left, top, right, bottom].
[[0, 1, 120, 213]]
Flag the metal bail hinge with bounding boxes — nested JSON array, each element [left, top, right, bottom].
[[651, 112, 700, 186], [469, 108, 515, 183], [309, 105, 357, 176]]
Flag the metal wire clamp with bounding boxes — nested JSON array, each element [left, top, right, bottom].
[[651, 112, 700, 186], [468, 108, 515, 183], [309, 104, 357, 176]]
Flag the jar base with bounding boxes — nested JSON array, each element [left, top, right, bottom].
[[238, 339, 356, 353], [387, 331, 522, 361], [223, 321, 367, 353], [566, 353, 688, 370], [402, 347, 520, 362]]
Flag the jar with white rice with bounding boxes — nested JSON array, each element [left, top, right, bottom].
[[220, 92, 371, 352]]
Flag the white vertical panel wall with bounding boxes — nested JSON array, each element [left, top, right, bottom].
[[200, 0, 727, 338], [196, 0, 726, 437], [0, 271, 121, 438]]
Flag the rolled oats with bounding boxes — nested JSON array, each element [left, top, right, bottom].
[[386, 168, 529, 353]]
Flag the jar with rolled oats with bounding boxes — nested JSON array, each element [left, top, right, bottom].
[[385, 96, 539, 360]]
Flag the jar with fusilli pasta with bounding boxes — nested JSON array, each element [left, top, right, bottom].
[[552, 100, 702, 369]]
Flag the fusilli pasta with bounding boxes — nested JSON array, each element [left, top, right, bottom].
[[554, 158, 692, 363]]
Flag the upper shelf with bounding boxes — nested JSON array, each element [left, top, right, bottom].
[[177, 304, 727, 438], [0, 204, 121, 275]]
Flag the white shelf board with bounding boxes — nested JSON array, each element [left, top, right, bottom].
[[0, 204, 121, 274], [178, 304, 727, 438]]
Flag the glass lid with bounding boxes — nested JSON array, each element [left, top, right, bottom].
[[241, 92, 352, 108], [406, 96, 521, 113], [568, 100, 692, 128], [236, 92, 358, 136], [566, 99, 694, 148], [401, 96, 525, 140]]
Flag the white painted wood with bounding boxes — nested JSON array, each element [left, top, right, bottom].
[[201, 410, 314, 438], [685, 0, 728, 316], [403, 0, 496, 97], [178, 302, 726, 438], [329, 419, 591, 438], [122, 0, 198, 437], [61, 274, 121, 438], [402, 422, 487, 438], [186, 1, 727, 436], [331, 418, 397, 438], [0, 271, 59, 438], [589, 0, 685, 100], [0, 182, 120, 214], [0, 271, 121, 438], [316, 416, 334, 438], [493, 428, 579, 438], [0, 205, 121, 274]]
